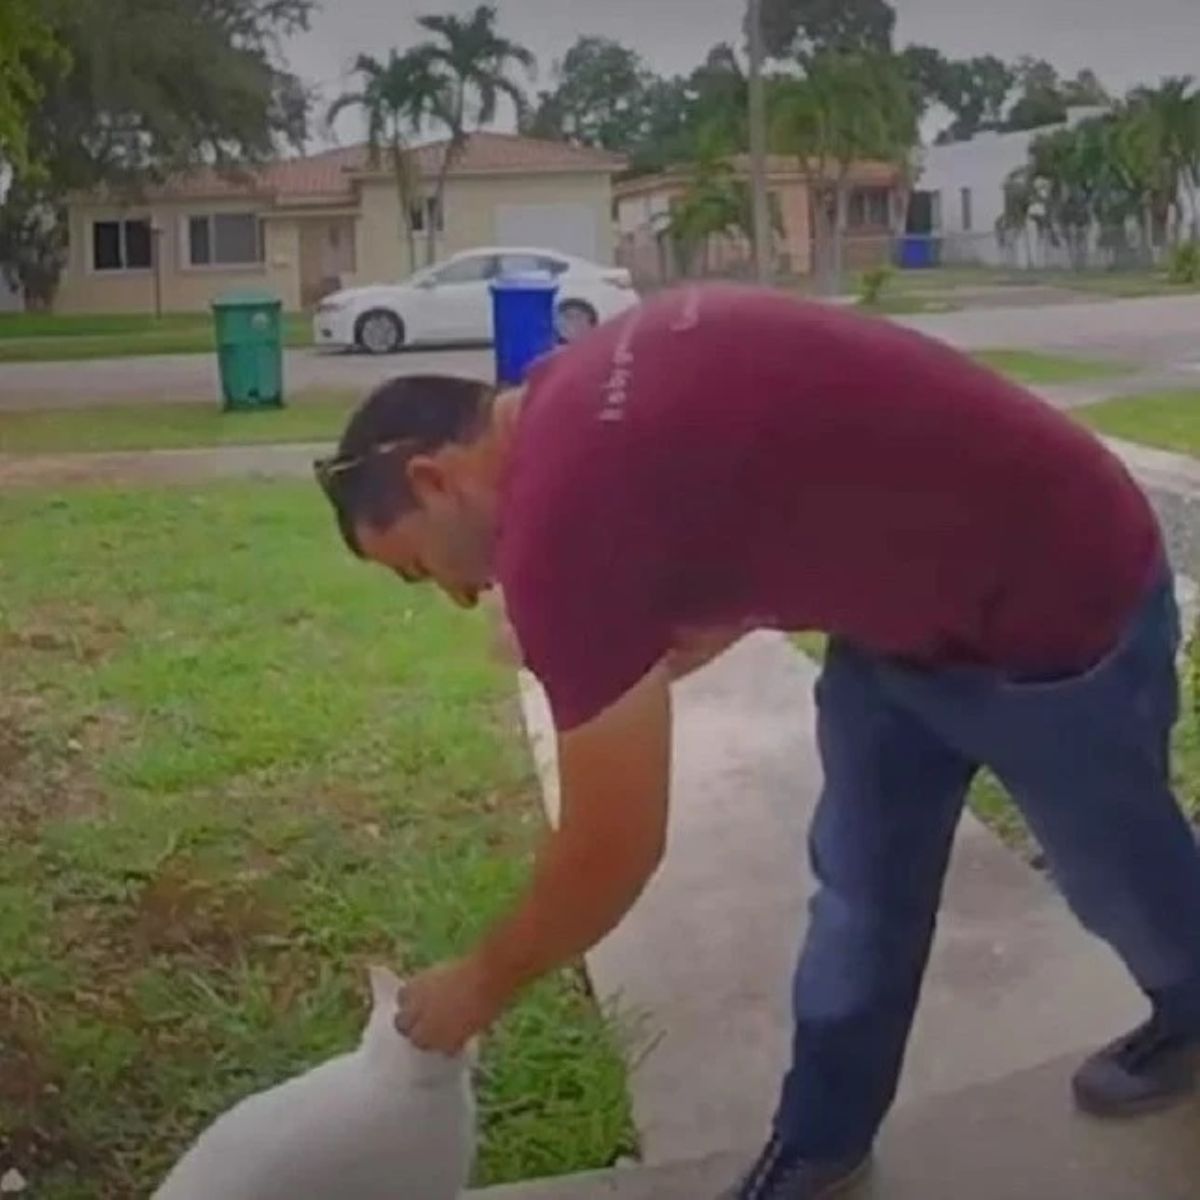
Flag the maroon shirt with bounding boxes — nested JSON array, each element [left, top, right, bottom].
[[497, 284, 1160, 731]]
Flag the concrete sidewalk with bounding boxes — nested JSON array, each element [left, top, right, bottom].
[[0, 441, 323, 488], [475, 1055, 1200, 1198], [518, 636, 1143, 1166]]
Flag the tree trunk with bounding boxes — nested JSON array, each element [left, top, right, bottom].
[[390, 138, 418, 274], [832, 179, 850, 295], [427, 135, 465, 268], [1141, 203, 1156, 268]]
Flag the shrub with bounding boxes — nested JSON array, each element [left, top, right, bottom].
[[1168, 241, 1200, 286], [857, 266, 894, 307]]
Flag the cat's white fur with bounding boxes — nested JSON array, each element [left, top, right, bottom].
[[154, 966, 476, 1200]]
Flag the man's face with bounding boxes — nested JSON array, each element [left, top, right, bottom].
[[355, 450, 497, 609]]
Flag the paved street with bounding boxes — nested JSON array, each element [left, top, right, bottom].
[[0, 345, 495, 411], [900, 292, 1200, 366], [3, 293, 1199, 413]]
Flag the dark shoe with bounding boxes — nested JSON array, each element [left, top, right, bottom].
[[1073, 1014, 1200, 1117], [720, 1135, 870, 1199]]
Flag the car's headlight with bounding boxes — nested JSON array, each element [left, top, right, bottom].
[[316, 299, 345, 315]]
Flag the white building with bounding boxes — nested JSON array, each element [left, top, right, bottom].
[[915, 107, 1106, 267]]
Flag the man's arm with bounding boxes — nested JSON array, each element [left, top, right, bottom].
[[398, 665, 672, 1051], [477, 663, 671, 994]]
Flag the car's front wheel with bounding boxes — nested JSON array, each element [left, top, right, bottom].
[[557, 300, 598, 344], [356, 310, 405, 355]]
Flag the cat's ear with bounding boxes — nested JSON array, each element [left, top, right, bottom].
[[367, 965, 404, 1011]]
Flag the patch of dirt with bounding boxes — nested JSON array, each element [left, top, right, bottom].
[[0, 696, 118, 838], [125, 861, 288, 968], [0, 989, 93, 1185], [1, 607, 128, 665]]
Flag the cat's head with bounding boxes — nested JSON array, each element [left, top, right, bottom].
[[362, 965, 478, 1084]]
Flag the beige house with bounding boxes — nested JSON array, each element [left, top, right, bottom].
[[615, 155, 906, 285], [55, 133, 626, 315]]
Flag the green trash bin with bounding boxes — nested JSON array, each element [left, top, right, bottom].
[[211, 290, 284, 411]]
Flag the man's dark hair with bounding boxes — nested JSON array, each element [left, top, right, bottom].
[[318, 375, 495, 556]]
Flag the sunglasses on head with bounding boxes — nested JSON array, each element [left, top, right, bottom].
[[313, 440, 414, 501]]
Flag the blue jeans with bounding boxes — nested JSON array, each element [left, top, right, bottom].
[[777, 575, 1200, 1160]]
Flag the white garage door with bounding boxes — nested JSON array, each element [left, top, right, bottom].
[[495, 203, 599, 261]]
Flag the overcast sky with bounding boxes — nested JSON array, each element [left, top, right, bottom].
[[291, 0, 1200, 146]]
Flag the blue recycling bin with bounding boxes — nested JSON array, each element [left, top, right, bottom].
[[490, 272, 560, 387], [898, 235, 939, 269]]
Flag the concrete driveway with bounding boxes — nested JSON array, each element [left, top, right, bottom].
[[3, 293, 1199, 412]]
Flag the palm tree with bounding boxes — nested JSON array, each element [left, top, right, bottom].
[[771, 52, 917, 290], [416, 4, 536, 264], [327, 49, 446, 273], [1128, 78, 1200, 243], [667, 124, 758, 276]]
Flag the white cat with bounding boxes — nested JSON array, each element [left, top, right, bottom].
[[154, 966, 476, 1200]]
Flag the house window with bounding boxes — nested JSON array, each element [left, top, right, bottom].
[[92, 218, 152, 271], [409, 196, 445, 235], [847, 188, 891, 229], [960, 187, 974, 232], [187, 212, 263, 267]]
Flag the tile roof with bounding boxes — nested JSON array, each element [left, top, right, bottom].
[[614, 155, 904, 199], [139, 133, 625, 203]]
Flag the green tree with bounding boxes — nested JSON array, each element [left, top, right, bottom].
[[685, 44, 749, 152], [771, 50, 916, 287], [899, 44, 950, 120], [1062, 68, 1111, 108], [0, 180, 65, 307], [1113, 86, 1192, 254], [524, 36, 651, 152], [1126, 77, 1200, 242], [1000, 95, 1186, 272], [417, 4, 535, 264], [523, 38, 748, 175], [0, 0, 67, 172], [327, 49, 444, 273], [27, 0, 311, 190], [666, 125, 781, 275], [1006, 59, 1109, 133], [1, 0, 312, 302], [757, 0, 896, 61], [937, 55, 1014, 142]]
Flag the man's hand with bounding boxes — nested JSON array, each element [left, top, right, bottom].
[[397, 956, 505, 1055]]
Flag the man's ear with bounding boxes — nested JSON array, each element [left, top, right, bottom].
[[405, 453, 451, 506]]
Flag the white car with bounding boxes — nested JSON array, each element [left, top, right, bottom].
[[313, 246, 639, 355]]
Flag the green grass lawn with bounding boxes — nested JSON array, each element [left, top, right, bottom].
[[884, 265, 1200, 299], [0, 311, 313, 362], [1076, 390, 1200, 457], [0, 393, 358, 455], [0, 483, 636, 1198], [857, 296, 960, 315], [974, 349, 1135, 386]]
